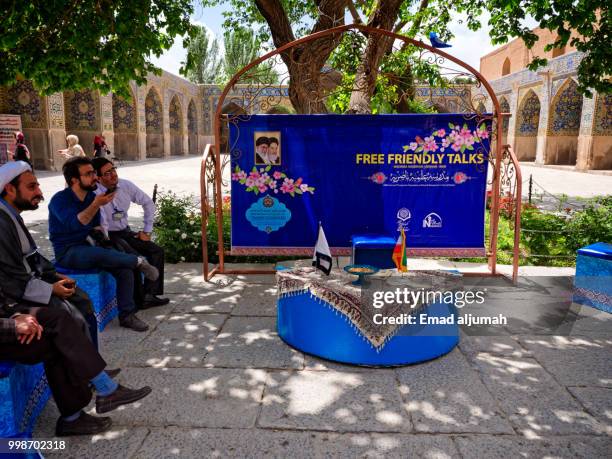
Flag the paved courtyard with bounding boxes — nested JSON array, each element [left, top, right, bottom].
[[31, 264, 611, 458], [22, 157, 611, 457]]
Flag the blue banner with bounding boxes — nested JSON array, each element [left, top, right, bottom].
[[230, 114, 490, 253]]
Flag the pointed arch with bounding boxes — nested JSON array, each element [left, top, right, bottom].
[[169, 94, 184, 155], [514, 90, 540, 161], [187, 99, 198, 154], [546, 78, 583, 165], [112, 87, 139, 160], [516, 90, 540, 137], [3, 80, 48, 168], [145, 87, 163, 134], [548, 79, 582, 136], [169, 94, 183, 133], [502, 58, 511, 76], [112, 89, 137, 133], [499, 96, 510, 136], [145, 87, 164, 157]]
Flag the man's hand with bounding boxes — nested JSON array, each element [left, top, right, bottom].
[[136, 231, 151, 241], [93, 191, 116, 207], [52, 278, 76, 299], [14, 314, 43, 345], [55, 273, 75, 283]]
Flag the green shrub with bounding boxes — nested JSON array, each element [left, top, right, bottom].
[[564, 195, 612, 252], [155, 189, 610, 267], [153, 191, 203, 263], [520, 206, 572, 266]]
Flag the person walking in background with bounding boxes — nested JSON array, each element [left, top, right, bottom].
[[93, 135, 107, 158], [58, 135, 86, 159], [13, 132, 32, 167]]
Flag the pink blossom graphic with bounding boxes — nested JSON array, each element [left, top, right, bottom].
[[423, 136, 438, 152], [232, 165, 315, 197], [280, 178, 295, 194]]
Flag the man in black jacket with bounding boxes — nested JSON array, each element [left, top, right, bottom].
[[0, 289, 152, 436], [0, 161, 98, 342]]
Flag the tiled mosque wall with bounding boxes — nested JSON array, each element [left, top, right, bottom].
[[1, 57, 608, 171], [481, 51, 609, 171]]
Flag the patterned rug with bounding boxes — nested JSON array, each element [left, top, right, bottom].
[[277, 265, 459, 349]]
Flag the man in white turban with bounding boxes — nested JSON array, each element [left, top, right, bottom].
[[0, 161, 97, 343], [0, 161, 152, 436]]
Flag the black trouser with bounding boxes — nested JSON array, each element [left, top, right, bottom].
[[48, 288, 99, 349], [0, 307, 106, 417], [11, 278, 98, 348], [108, 229, 165, 295]]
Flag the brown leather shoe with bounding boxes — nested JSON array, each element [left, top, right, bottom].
[[119, 313, 149, 332], [55, 412, 112, 436], [96, 384, 152, 414]]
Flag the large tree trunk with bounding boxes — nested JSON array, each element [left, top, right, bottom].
[[347, 0, 404, 113], [255, 0, 346, 113]]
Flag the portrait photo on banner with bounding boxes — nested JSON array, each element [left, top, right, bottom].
[[254, 131, 281, 166]]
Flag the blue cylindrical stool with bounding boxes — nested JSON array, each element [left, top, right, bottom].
[[277, 292, 459, 366]]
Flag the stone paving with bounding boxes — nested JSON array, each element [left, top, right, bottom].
[[31, 263, 611, 458], [20, 157, 610, 456]]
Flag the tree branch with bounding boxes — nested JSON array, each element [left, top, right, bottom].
[[254, 0, 295, 50], [347, 0, 363, 24]]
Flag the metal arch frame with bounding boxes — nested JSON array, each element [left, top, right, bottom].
[[201, 24, 522, 283]]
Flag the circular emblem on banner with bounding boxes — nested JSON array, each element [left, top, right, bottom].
[[453, 172, 468, 184], [397, 208, 411, 222], [263, 196, 274, 208]]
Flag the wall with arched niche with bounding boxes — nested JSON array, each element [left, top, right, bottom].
[[112, 87, 139, 160], [63, 89, 101, 159], [546, 78, 582, 165], [590, 93, 612, 170], [0, 80, 52, 169], [169, 94, 184, 155], [187, 99, 198, 155], [145, 87, 164, 158], [499, 96, 510, 146], [514, 89, 540, 160]]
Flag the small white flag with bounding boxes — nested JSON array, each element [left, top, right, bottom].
[[312, 224, 332, 275]]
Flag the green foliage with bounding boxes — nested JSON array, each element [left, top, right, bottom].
[[0, 0, 194, 97], [456, 195, 611, 267], [485, 0, 611, 96], [520, 207, 570, 266], [201, 0, 611, 112], [564, 196, 612, 252], [219, 28, 279, 84], [153, 191, 203, 264], [183, 25, 223, 84]]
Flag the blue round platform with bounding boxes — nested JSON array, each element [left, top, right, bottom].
[[277, 292, 459, 366]]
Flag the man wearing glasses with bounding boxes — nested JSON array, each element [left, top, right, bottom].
[[92, 157, 168, 309], [48, 157, 158, 332]]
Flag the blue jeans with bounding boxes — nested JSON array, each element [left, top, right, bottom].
[[57, 245, 139, 319]]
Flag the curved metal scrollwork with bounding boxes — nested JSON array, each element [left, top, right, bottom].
[[202, 23, 520, 283]]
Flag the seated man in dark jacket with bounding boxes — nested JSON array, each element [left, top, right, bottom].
[[0, 288, 152, 436], [0, 161, 97, 342]]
